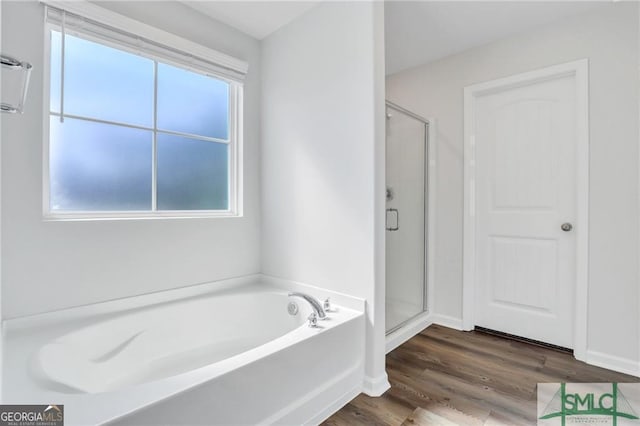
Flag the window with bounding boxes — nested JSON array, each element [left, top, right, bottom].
[[44, 5, 245, 218]]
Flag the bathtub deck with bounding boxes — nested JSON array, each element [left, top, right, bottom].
[[322, 324, 638, 425]]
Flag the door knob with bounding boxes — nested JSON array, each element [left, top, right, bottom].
[[561, 222, 573, 232]]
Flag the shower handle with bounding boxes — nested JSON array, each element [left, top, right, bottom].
[[386, 208, 399, 231]]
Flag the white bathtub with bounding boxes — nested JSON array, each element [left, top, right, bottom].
[[2, 277, 365, 425]]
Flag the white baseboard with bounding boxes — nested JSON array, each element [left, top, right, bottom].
[[585, 350, 640, 378], [429, 313, 464, 330], [386, 310, 640, 380], [386, 312, 432, 353], [361, 373, 390, 397], [385, 312, 464, 354], [427, 317, 640, 378]]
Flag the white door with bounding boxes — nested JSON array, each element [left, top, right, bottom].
[[467, 63, 587, 348]]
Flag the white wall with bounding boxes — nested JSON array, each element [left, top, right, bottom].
[[387, 3, 639, 368], [261, 2, 389, 393], [0, 0, 4, 401], [0, 1, 261, 318]]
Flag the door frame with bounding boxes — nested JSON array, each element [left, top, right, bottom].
[[462, 59, 589, 360]]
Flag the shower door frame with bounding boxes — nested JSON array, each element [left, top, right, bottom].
[[384, 101, 435, 335]]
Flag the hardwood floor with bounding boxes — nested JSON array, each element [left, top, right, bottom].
[[323, 324, 638, 425]]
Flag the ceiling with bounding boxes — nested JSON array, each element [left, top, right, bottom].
[[181, 1, 320, 40], [180, 1, 611, 74], [385, 1, 610, 75]]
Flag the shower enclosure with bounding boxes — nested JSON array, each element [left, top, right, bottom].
[[385, 101, 428, 334]]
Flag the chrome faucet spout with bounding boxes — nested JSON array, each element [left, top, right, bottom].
[[288, 292, 327, 319]]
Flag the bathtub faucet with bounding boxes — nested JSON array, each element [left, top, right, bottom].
[[288, 292, 327, 326]]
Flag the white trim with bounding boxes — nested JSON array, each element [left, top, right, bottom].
[[152, 61, 158, 211], [42, 20, 52, 222], [426, 117, 437, 316], [573, 60, 590, 361], [232, 84, 244, 217], [41, 20, 244, 220], [462, 83, 475, 331], [386, 311, 432, 353], [370, 18, 387, 400], [430, 313, 464, 331], [43, 210, 241, 221], [48, 113, 232, 144], [385, 312, 463, 355], [40, 0, 248, 77], [585, 350, 640, 378], [462, 60, 590, 358], [59, 11, 65, 118], [361, 373, 390, 397]]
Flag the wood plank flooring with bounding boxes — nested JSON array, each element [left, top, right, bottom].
[[322, 324, 639, 425]]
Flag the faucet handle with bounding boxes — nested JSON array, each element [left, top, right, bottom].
[[323, 297, 331, 312], [308, 313, 318, 328]]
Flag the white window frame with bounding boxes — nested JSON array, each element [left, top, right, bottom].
[[41, 1, 246, 220]]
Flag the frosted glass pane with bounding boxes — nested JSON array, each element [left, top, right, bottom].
[[157, 63, 229, 139], [50, 117, 152, 211], [157, 134, 228, 210], [50, 31, 62, 113], [62, 32, 154, 126]]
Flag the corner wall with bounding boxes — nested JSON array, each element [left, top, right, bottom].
[[0, 1, 262, 318], [387, 3, 640, 373], [261, 2, 389, 393]]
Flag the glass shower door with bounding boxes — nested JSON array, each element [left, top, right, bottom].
[[385, 102, 427, 333]]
